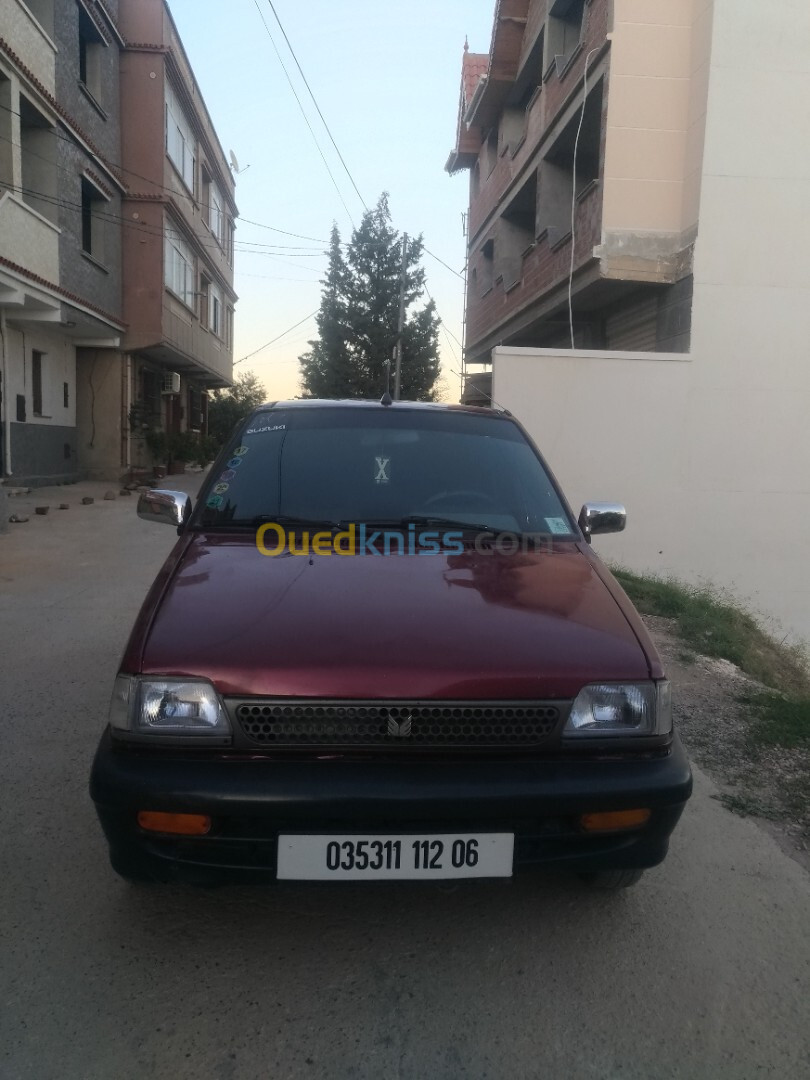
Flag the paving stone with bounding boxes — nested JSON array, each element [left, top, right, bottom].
[[35, 506, 49, 515], [81, 497, 94, 505]]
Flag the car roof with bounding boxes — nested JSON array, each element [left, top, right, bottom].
[[251, 398, 509, 419]]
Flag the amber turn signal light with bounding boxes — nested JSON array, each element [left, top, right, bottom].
[[581, 809, 651, 832], [137, 811, 212, 835]]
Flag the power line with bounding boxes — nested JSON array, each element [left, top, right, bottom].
[[235, 309, 318, 365], [423, 247, 466, 281], [423, 283, 461, 364], [251, 0, 356, 228], [4, 172, 326, 269], [0, 100, 329, 245], [264, 0, 367, 212]]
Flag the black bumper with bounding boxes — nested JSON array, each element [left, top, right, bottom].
[[90, 731, 692, 884]]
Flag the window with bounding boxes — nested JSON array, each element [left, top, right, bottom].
[[0, 74, 11, 194], [210, 182, 224, 246], [225, 306, 234, 350], [209, 282, 223, 337], [484, 127, 498, 176], [199, 407, 574, 537], [78, 4, 105, 102], [24, 0, 54, 36], [23, 0, 54, 35], [226, 219, 235, 265], [64, 382, 69, 408], [539, 79, 602, 242], [480, 238, 494, 295], [199, 273, 211, 325], [81, 176, 107, 261], [201, 164, 211, 218], [19, 95, 58, 224], [502, 33, 543, 152], [547, 0, 586, 72], [188, 387, 204, 431], [500, 170, 538, 287], [32, 351, 44, 416], [165, 79, 196, 191], [164, 226, 196, 307]]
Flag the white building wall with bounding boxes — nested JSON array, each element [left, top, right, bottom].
[[493, 0, 810, 642]]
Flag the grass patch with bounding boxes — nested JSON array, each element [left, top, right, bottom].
[[740, 691, 810, 749], [613, 569, 810, 696], [713, 792, 783, 821]]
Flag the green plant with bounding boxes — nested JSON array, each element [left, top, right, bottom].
[[195, 434, 220, 465], [612, 569, 810, 695], [144, 429, 170, 463], [168, 431, 201, 463]]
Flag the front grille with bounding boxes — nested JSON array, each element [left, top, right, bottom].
[[232, 700, 563, 749]]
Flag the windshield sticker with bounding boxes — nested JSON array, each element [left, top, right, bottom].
[[232, 446, 249, 457], [226, 457, 244, 469], [246, 424, 286, 435], [213, 482, 229, 495], [219, 470, 236, 482], [545, 517, 570, 535], [206, 494, 223, 510], [374, 456, 391, 484]]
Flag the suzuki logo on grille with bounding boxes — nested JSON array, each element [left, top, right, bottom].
[[385, 711, 412, 737]]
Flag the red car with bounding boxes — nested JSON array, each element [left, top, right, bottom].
[[90, 399, 691, 887]]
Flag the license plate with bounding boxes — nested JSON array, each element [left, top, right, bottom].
[[276, 833, 514, 881]]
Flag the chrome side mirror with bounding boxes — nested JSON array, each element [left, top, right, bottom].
[[137, 489, 191, 528], [578, 502, 626, 542]]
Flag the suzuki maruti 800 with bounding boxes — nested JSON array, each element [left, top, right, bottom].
[[90, 399, 692, 887]]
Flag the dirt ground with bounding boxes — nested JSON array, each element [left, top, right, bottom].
[[644, 614, 810, 873]]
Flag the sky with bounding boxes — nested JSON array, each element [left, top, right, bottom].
[[166, 0, 495, 402]]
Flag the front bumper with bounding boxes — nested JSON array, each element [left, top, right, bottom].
[[90, 730, 692, 884]]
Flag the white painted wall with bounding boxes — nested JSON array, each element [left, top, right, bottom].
[[4, 325, 77, 427], [1, 0, 57, 95], [493, 0, 810, 643]]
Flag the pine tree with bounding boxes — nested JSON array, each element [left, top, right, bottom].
[[299, 194, 442, 400]]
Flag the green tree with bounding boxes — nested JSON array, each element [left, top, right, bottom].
[[299, 193, 441, 400], [207, 371, 266, 450]]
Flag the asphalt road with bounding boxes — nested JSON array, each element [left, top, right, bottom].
[[1, 477, 809, 1080]]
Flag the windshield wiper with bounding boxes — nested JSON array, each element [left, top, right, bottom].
[[214, 515, 345, 531], [357, 515, 503, 534]]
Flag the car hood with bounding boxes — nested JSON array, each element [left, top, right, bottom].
[[133, 534, 655, 699]]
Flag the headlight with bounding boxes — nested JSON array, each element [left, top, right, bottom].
[[564, 681, 671, 737], [109, 675, 231, 740]]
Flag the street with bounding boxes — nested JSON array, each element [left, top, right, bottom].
[[1, 478, 809, 1080]]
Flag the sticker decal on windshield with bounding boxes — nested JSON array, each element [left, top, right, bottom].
[[226, 457, 243, 470], [206, 494, 223, 509], [232, 446, 249, 457], [545, 517, 569, 535], [213, 482, 229, 495], [246, 424, 286, 435], [219, 470, 236, 482], [374, 456, 391, 484]]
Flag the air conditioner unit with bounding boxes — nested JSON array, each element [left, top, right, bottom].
[[161, 371, 181, 395]]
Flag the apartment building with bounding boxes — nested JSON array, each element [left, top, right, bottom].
[[448, 0, 696, 402], [449, 0, 810, 643], [0, 0, 236, 485], [0, 0, 126, 484], [117, 0, 237, 473]]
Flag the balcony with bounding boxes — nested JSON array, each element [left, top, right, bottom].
[[0, 190, 59, 283]]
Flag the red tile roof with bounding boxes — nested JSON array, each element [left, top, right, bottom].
[[462, 50, 489, 111]]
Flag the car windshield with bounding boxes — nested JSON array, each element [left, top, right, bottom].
[[197, 406, 575, 536]]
